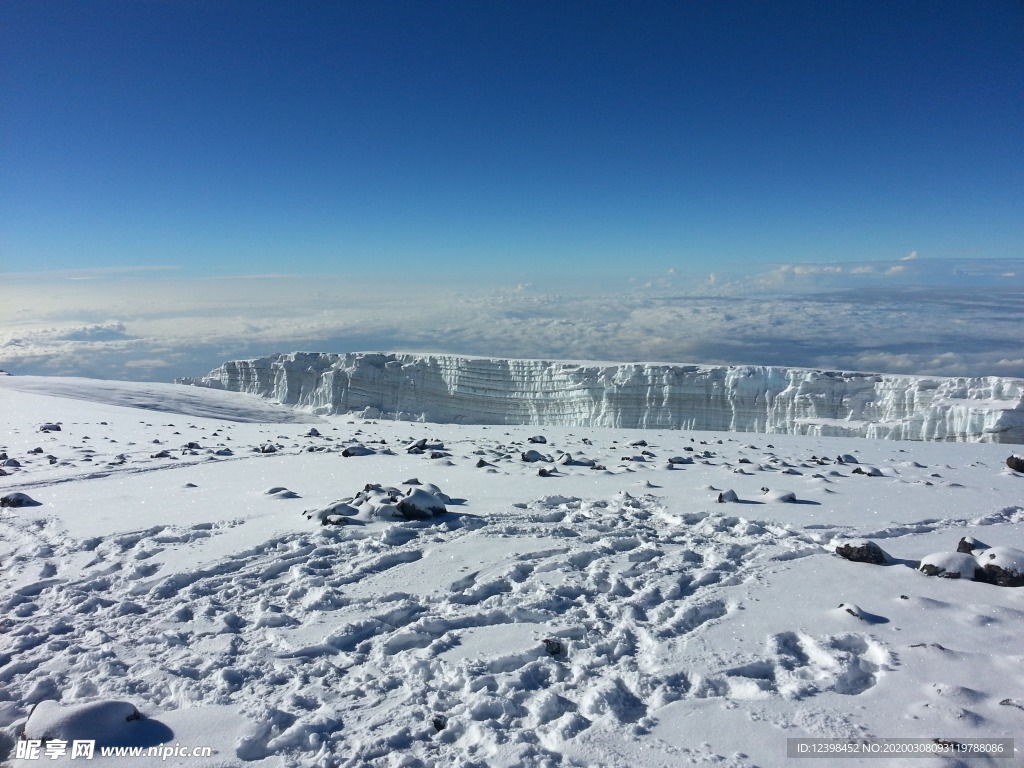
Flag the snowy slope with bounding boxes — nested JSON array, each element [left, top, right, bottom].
[[179, 352, 1024, 443], [1, 374, 1023, 767]]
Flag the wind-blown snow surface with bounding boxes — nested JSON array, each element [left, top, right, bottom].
[[179, 353, 1024, 443], [1, 374, 1023, 767]]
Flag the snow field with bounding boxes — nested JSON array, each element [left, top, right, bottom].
[[0, 376, 1022, 767]]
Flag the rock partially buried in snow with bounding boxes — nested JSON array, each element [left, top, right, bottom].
[[838, 603, 864, 619], [851, 466, 884, 477], [308, 505, 359, 526], [1006, 455, 1024, 473], [918, 552, 978, 580], [974, 547, 1024, 587], [342, 444, 376, 457], [1, 491, 39, 508], [834, 540, 890, 565], [415, 482, 450, 504], [265, 486, 300, 499], [397, 488, 448, 519], [543, 638, 563, 655]]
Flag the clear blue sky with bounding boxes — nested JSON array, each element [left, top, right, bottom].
[[2, 0, 1022, 284]]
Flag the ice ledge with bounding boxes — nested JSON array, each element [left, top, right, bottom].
[[177, 352, 1024, 443]]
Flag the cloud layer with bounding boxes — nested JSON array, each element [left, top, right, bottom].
[[2, 259, 1022, 382]]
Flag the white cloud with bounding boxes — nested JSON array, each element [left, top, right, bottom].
[[2, 264, 1022, 381], [123, 358, 174, 369]]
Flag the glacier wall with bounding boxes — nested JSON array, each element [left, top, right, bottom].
[[177, 352, 1024, 443]]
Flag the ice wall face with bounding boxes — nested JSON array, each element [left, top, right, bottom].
[[178, 352, 1024, 443]]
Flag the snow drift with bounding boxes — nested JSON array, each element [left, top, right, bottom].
[[178, 352, 1024, 443]]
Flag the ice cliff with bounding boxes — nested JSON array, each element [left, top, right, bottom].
[[177, 352, 1024, 443]]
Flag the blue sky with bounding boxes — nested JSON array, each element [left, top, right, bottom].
[[4, 0, 1022, 280], [1, 1, 1023, 380]]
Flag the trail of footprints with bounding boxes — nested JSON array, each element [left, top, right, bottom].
[[1, 489, 893, 766]]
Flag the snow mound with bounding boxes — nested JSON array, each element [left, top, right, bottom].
[[22, 699, 171, 748], [918, 552, 979, 580]]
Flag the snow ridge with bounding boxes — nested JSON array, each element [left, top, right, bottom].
[[178, 352, 1024, 443]]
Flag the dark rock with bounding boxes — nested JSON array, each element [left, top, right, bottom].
[[258, 444, 277, 454], [39, 423, 61, 432], [1007, 455, 1024, 473], [976, 565, 1024, 587], [432, 715, 448, 731], [150, 450, 171, 458], [543, 638, 563, 655], [528, 435, 547, 444], [834, 540, 890, 565], [1, 492, 40, 508], [956, 536, 988, 554], [521, 450, 547, 463]]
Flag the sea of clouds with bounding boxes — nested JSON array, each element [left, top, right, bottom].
[[2, 257, 1021, 382]]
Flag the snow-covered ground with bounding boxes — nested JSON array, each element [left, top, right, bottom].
[[0, 374, 1022, 767]]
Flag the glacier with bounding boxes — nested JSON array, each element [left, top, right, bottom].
[[177, 352, 1024, 443]]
